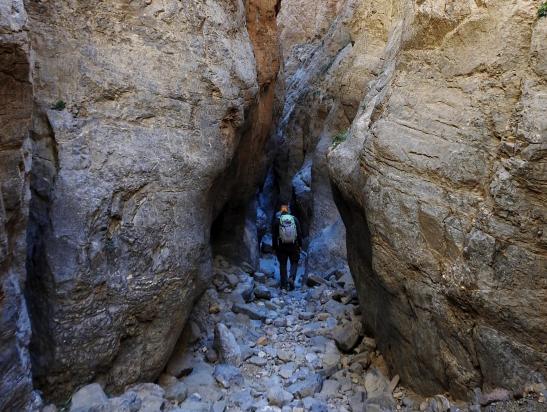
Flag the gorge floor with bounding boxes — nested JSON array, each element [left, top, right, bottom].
[[63, 254, 547, 412]]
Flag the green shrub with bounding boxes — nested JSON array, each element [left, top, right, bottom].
[[539, 2, 547, 18], [331, 129, 348, 148], [51, 99, 66, 111]]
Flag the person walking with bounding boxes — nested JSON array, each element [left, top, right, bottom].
[[272, 204, 302, 290]]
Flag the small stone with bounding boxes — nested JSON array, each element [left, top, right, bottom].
[[157, 373, 177, 388], [364, 369, 389, 399], [214, 323, 242, 366], [232, 302, 269, 320], [352, 352, 371, 368], [306, 274, 328, 287], [286, 373, 323, 398], [277, 349, 293, 362], [299, 311, 314, 321], [362, 337, 376, 350], [126, 383, 164, 412], [387, 374, 400, 393], [209, 304, 221, 314], [249, 356, 268, 366], [267, 386, 294, 407], [226, 273, 240, 287], [165, 381, 188, 402], [302, 397, 328, 412], [318, 379, 341, 399], [108, 390, 141, 412], [205, 348, 219, 363], [254, 272, 267, 283], [333, 321, 362, 352], [70, 383, 108, 412], [402, 397, 414, 408], [479, 388, 512, 406], [213, 364, 244, 389], [212, 400, 227, 412], [255, 285, 273, 299], [257, 336, 268, 346], [279, 362, 296, 379]]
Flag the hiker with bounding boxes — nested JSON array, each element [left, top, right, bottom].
[[272, 204, 302, 290]]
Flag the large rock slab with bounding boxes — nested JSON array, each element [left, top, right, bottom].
[[328, 0, 547, 400], [22, 0, 271, 401]]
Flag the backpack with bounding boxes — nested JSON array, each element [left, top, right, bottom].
[[279, 214, 297, 244]]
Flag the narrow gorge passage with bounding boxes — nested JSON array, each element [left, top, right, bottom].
[[1, 1, 546, 412]]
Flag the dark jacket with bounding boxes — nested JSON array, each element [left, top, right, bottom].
[[272, 212, 302, 251]]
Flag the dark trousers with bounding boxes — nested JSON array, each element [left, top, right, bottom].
[[276, 248, 299, 287]]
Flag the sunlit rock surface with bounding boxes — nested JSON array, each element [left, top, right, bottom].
[[328, 0, 547, 399]]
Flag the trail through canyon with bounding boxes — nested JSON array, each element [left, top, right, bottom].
[[62, 252, 546, 412]]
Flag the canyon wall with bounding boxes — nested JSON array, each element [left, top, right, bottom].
[[19, 0, 275, 403], [274, 0, 356, 274], [210, 0, 280, 267], [0, 1, 34, 409], [328, 0, 546, 400]]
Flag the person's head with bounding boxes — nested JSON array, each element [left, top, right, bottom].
[[280, 204, 289, 214]]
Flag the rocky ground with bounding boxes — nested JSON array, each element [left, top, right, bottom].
[[56, 253, 547, 412]]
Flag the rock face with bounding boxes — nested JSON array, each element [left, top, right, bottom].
[[21, 0, 275, 401], [210, 0, 280, 268], [274, 0, 367, 275], [0, 1, 34, 410], [328, 0, 547, 399]]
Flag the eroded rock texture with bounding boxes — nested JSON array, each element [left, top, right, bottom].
[[23, 0, 269, 401], [274, 0, 359, 274], [328, 0, 546, 399], [210, 0, 280, 268], [0, 1, 34, 410]]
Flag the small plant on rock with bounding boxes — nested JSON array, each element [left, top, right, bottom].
[[539, 2, 547, 18], [51, 99, 66, 111], [331, 129, 348, 148]]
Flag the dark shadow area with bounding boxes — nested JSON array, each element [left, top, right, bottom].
[[0, 40, 34, 411]]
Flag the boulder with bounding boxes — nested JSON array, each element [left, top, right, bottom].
[[22, 0, 279, 400], [332, 321, 363, 352], [213, 323, 242, 366], [69, 384, 108, 412]]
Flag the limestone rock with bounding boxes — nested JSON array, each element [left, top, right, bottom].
[[0, 2, 34, 410], [213, 364, 244, 389], [69, 383, 108, 412], [328, 0, 547, 399], [164, 381, 188, 403], [214, 323, 242, 367], [20, 0, 276, 401], [267, 385, 294, 407]]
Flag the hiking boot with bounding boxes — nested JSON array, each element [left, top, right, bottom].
[[288, 278, 295, 291]]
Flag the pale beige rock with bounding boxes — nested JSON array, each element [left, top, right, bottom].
[[328, 0, 547, 399]]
